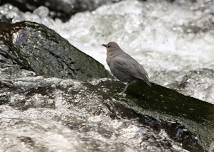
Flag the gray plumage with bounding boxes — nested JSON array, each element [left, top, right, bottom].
[[102, 42, 151, 92]]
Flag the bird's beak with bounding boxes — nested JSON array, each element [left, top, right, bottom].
[[102, 44, 107, 48]]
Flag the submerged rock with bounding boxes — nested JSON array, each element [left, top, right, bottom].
[[0, 21, 110, 80], [0, 0, 123, 21]]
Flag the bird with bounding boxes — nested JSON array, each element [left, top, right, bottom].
[[102, 41, 151, 93]]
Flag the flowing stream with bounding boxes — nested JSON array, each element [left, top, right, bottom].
[[0, 0, 214, 151]]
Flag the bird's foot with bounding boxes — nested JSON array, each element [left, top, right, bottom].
[[118, 91, 126, 97]]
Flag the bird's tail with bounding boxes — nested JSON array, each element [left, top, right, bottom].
[[136, 77, 152, 87], [138, 78, 152, 87]]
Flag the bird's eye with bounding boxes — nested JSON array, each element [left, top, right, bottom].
[[107, 45, 110, 48]]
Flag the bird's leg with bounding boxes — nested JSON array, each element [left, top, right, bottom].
[[121, 83, 129, 94], [118, 83, 129, 96], [118, 83, 129, 97], [120, 80, 136, 95]]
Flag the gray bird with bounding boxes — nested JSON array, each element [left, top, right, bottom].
[[102, 42, 151, 93]]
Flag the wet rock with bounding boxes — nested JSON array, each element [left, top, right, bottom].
[[0, 21, 110, 80], [0, 76, 208, 152], [127, 80, 214, 123], [1, 62, 214, 152], [0, 15, 12, 23], [126, 80, 214, 151], [0, 0, 123, 21]]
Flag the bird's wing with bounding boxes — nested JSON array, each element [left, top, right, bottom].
[[137, 63, 151, 86], [112, 54, 150, 83], [137, 64, 149, 80]]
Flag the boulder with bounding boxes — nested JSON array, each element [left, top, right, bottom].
[[0, 21, 110, 80]]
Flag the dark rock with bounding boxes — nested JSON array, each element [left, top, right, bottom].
[[0, 21, 110, 80], [126, 80, 214, 151], [0, 15, 12, 23], [127, 81, 214, 123]]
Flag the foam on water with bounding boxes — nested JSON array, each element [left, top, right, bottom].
[[1, 0, 214, 103]]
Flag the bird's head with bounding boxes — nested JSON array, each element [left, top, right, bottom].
[[102, 42, 121, 52]]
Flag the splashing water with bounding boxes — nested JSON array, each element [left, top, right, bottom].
[[0, 1, 214, 151]]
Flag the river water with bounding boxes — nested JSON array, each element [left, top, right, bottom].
[[0, 0, 214, 151]]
